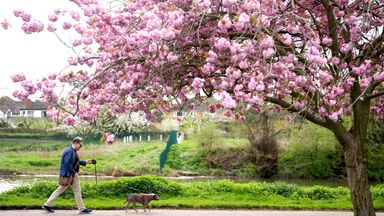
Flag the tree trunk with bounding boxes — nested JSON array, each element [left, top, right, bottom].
[[343, 137, 375, 216], [247, 111, 278, 178]]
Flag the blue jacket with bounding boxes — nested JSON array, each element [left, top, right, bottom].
[[60, 146, 86, 177]]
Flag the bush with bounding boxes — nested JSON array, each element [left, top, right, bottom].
[[302, 186, 337, 200], [267, 181, 300, 197], [92, 175, 182, 198], [372, 184, 384, 198]]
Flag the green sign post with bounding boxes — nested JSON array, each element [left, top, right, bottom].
[[159, 130, 177, 173]]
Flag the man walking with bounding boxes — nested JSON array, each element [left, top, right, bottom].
[[42, 137, 94, 214]]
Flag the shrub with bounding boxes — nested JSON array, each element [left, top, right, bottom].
[[93, 175, 182, 197], [267, 181, 300, 197], [302, 185, 337, 200], [372, 184, 384, 198]]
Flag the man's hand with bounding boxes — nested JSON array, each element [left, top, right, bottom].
[[86, 160, 93, 164], [86, 159, 97, 164]]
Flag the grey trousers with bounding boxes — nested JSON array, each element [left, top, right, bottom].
[[44, 173, 85, 210]]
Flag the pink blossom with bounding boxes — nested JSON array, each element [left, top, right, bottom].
[[72, 39, 82, 46], [255, 82, 265, 91], [322, 37, 333, 46], [11, 73, 26, 82], [206, 50, 217, 63], [220, 80, 230, 89], [248, 78, 257, 90], [188, 103, 196, 110], [238, 115, 246, 121], [220, 91, 236, 109], [360, 77, 371, 89], [68, 97, 77, 105], [47, 24, 57, 32], [208, 103, 217, 113], [197, 0, 211, 8], [12, 90, 29, 101], [1, 19, 10, 30], [262, 48, 275, 58], [62, 21, 72, 30], [192, 78, 204, 93], [239, 60, 249, 69], [328, 112, 340, 122], [75, 26, 84, 34], [70, 11, 81, 21], [64, 116, 76, 126], [21, 21, 44, 34], [19, 12, 31, 22], [234, 12, 250, 30], [21, 80, 36, 94], [218, 15, 232, 29], [166, 52, 178, 62], [374, 72, 384, 81], [202, 63, 215, 75], [259, 36, 274, 49], [215, 37, 231, 51], [226, 67, 241, 80], [345, 15, 358, 25], [243, 0, 260, 11], [331, 57, 340, 64], [48, 14, 58, 22], [13, 9, 24, 17], [293, 101, 305, 110], [287, 24, 300, 34], [282, 34, 292, 45], [350, 27, 361, 42], [340, 43, 352, 53], [47, 107, 60, 123], [82, 37, 93, 45]]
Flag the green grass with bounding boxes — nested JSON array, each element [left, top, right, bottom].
[[0, 138, 249, 176], [1, 176, 383, 210]]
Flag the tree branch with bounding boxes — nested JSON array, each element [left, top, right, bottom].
[[365, 91, 384, 100], [265, 96, 328, 128]]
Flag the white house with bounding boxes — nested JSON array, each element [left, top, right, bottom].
[[19, 108, 47, 118]]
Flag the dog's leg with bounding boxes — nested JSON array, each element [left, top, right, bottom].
[[125, 200, 130, 212], [143, 199, 148, 212], [132, 201, 138, 212]]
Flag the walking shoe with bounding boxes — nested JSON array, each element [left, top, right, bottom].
[[79, 208, 92, 214], [42, 205, 54, 213]]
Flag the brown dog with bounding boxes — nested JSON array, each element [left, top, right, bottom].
[[124, 193, 160, 212]]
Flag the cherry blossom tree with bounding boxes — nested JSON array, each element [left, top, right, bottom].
[[4, 0, 384, 215]]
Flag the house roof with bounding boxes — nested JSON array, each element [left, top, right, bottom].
[[0, 96, 48, 114]]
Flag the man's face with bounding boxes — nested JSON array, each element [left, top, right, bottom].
[[73, 141, 83, 151]]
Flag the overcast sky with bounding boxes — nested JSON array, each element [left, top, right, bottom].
[[0, 0, 78, 100]]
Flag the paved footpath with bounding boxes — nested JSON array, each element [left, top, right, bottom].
[[1, 210, 384, 216]]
